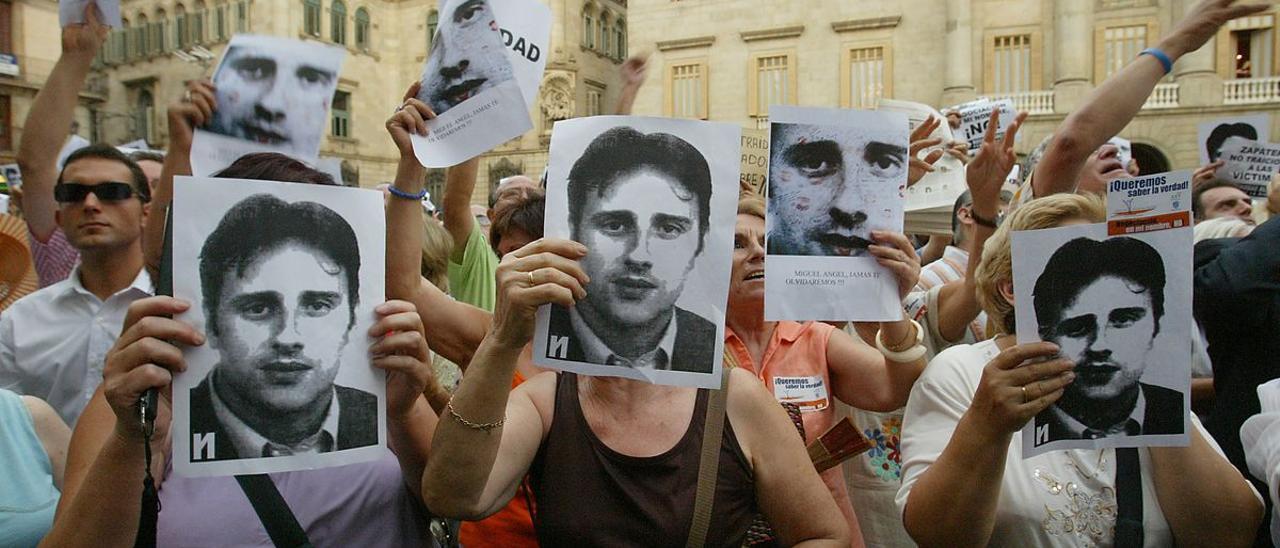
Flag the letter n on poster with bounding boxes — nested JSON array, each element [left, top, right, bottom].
[[764, 106, 908, 321]]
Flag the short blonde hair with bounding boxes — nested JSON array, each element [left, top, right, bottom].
[[738, 195, 765, 220], [974, 193, 1106, 336], [421, 214, 453, 292]]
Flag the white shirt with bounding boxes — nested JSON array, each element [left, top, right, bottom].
[[209, 374, 342, 458], [897, 339, 1239, 548], [1242, 379, 1280, 546], [0, 266, 152, 425], [569, 307, 679, 370]]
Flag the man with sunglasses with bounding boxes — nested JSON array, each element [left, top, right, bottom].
[[0, 144, 153, 426]]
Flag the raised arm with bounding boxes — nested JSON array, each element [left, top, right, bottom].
[[936, 110, 1026, 342], [16, 4, 107, 240], [1149, 426, 1263, 546], [422, 238, 588, 519], [144, 80, 212, 277], [370, 300, 443, 500], [1033, 0, 1267, 197], [441, 157, 481, 253], [613, 54, 648, 115]]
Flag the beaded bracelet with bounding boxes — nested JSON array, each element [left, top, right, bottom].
[[388, 185, 428, 200]]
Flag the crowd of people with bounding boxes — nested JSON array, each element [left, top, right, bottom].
[[2, 0, 1280, 546]]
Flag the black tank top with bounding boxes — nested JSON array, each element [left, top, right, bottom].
[[529, 373, 758, 547]]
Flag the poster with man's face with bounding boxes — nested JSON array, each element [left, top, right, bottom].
[[410, 0, 550, 168], [190, 36, 347, 176], [1197, 114, 1271, 166], [1012, 171, 1192, 457], [171, 176, 387, 477], [764, 105, 908, 321], [532, 116, 740, 389]]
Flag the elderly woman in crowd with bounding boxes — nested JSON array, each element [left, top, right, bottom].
[[42, 82, 445, 547], [895, 191, 1263, 547]]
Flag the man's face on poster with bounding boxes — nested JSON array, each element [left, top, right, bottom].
[[418, 0, 515, 115], [575, 170, 701, 329], [767, 123, 906, 257], [1043, 275, 1156, 403], [210, 243, 353, 414], [211, 46, 336, 152]]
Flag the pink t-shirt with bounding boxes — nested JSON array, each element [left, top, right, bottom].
[[28, 227, 77, 288]]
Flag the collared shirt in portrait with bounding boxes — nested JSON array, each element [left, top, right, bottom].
[[569, 307, 678, 369], [1046, 389, 1146, 439], [209, 374, 342, 458], [0, 265, 153, 425]]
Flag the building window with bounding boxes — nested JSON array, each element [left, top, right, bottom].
[[599, 14, 609, 54], [586, 85, 603, 116], [842, 45, 889, 109], [991, 34, 1032, 93], [427, 10, 438, 51], [191, 0, 206, 44], [235, 1, 248, 32], [133, 89, 155, 144], [0, 1, 11, 54], [1097, 23, 1151, 80], [1225, 14, 1275, 79], [175, 4, 188, 49], [354, 7, 369, 50], [665, 60, 707, 119], [331, 1, 346, 44], [332, 90, 351, 138], [749, 52, 795, 117], [615, 19, 625, 59], [304, 0, 321, 36], [212, 3, 226, 41], [583, 13, 594, 49], [0, 95, 10, 151], [136, 14, 150, 54], [152, 10, 167, 53], [121, 18, 133, 61]]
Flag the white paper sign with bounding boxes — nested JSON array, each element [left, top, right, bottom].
[[1, 164, 22, 189], [1215, 137, 1280, 198], [531, 116, 739, 389], [955, 98, 1016, 154], [1198, 114, 1271, 166], [1013, 171, 1193, 458], [60, 0, 123, 28], [878, 99, 967, 220], [764, 106, 907, 321], [191, 35, 347, 176], [1109, 136, 1132, 172], [171, 176, 387, 477], [410, 0, 551, 168]]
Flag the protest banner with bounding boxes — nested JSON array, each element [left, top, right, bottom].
[[879, 99, 967, 235], [1215, 137, 1280, 198], [1197, 114, 1271, 165], [954, 98, 1015, 154], [740, 127, 769, 196]]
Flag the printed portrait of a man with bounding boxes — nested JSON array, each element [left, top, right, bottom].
[[1205, 122, 1259, 163], [767, 122, 907, 257], [207, 43, 340, 160], [1031, 236, 1184, 443], [189, 193, 376, 461], [416, 0, 516, 116], [544, 126, 717, 373]]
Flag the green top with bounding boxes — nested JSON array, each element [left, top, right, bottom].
[[447, 222, 499, 312]]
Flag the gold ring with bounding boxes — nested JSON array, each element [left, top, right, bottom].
[[528, 271, 536, 286], [183, 90, 192, 102], [1021, 385, 1028, 403]]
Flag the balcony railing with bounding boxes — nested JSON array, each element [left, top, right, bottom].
[[1224, 77, 1280, 105], [990, 91, 1054, 115], [1143, 83, 1179, 109]]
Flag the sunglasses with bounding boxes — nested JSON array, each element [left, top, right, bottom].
[[54, 182, 141, 203]]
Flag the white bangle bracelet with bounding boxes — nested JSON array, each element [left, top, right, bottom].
[[876, 319, 927, 363]]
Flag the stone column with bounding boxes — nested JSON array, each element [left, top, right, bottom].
[[1173, 0, 1223, 106], [941, 0, 976, 106], [1053, 0, 1092, 112]]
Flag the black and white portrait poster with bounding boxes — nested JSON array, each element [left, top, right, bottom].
[[764, 105, 908, 321], [190, 35, 347, 176], [170, 176, 387, 477], [1214, 137, 1280, 198], [878, 99, 967, 235], [411, 0, 551, 168], [532, 116, 740, 389], [1197, 114, 1271, 166], [1013, 171, 1192, 458]]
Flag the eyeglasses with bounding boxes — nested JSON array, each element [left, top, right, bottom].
[[54, 182, 141, 203]]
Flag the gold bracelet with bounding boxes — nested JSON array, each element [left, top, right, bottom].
[[445, 400, 505, 432]]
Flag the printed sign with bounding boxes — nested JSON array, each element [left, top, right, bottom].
[[1215, 137, 1280, 198]]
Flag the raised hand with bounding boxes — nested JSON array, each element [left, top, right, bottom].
[[491, 239, 589, 348], [102, 297, 205, 442], [868, 230, 922, 300], [1161, 0, 1269, 58], [1192, 159, 1226, 188], [965, 109, 1028, 219], [368, 300, 438, 417], [965, 342, 1075, 438], [908, 116, 945, 187], [167, 79, 216, 155], [61, 1, 109, 57], [386, 82, 435, 162], [620, 54, 649, 87]]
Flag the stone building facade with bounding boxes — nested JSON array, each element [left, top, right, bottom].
[[627, 0, 1280, 172], [92, 0, 627, 203]]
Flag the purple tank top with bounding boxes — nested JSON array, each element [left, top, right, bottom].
[[156, 450, 430, 546]]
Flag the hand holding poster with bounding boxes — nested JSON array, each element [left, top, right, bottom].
[[532, 116, 740, 389], [877, 99, 966, 234], [1214, 137, 1280, 198], [411, 0, 551, 168], [1012, 171, 1192, 458], [191, 36, 347, 176], [764, 106, 908, 321], [954, 98, 1016, 154], [171, 176, 387, 477]]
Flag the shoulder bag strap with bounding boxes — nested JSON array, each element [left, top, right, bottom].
[[1113, 448, 1144, 546], [687, 351, 735, 548], [236, 474, 314, 548]]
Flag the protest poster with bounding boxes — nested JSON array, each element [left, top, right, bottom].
[[1109, 136, 1132, 172], [532, 116, 739, 389], [1013, 170, 1193, 458], [1, 164, 22, 190], [954, 98, 1016, 155], [1197, 114, 1271, 165], [740, 127, 769, 196], [764, 105, 907, 321], [1214, 137, 1280, 198], [878, 99, 967, 235], [411, 0, 551, 168], [191, 35, 347, 176], [170, 176, 387, 477], [60, 0, 123, 28]]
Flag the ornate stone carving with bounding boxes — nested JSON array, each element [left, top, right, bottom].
[[539, 72, 575, 131], [488, 157, 525, 189]]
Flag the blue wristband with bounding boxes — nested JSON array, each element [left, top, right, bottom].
[[387, 185, 427, 200], [1139, 48, 1173, 75]]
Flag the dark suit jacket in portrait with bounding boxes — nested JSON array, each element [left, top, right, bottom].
[[189, 377, 378, 462], [545, 304, 717, 374], [1035, 382, 1185, 443]]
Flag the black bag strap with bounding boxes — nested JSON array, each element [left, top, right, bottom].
[[236, 474, 315, 548], [687, 354, 734, 548], [1114, 447, 1144, 546]]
